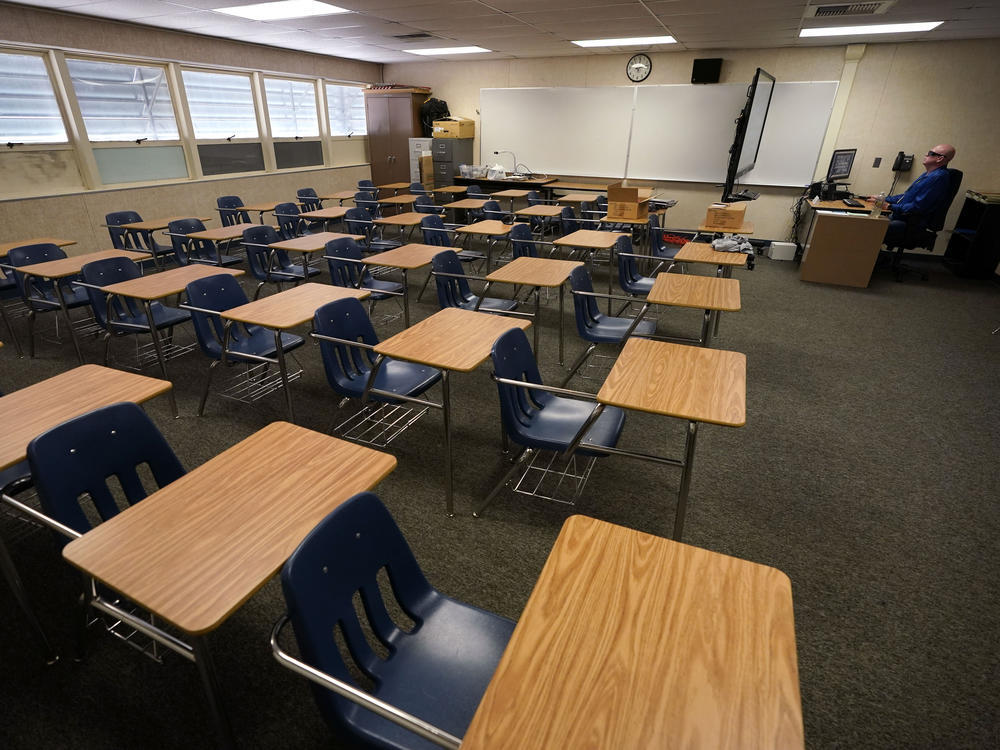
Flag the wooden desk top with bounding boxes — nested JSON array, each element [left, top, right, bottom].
[[120, 216, 211, 232], [373, 211, 425, 227], [377, 194, 418, 205], [598, 337, 745, 426], [300, 206, 349, 220], [269, 232, 364, 252], [809, 198, 889, 215], [0, 365, 171, 472], [443, 198, 488, 209], [318, 190, 356, 201], [240, 201, 282, 213], [0, 237, 77, 254], [515, 205, 563, 217], [101, 264, 243, 301], [222, 283, 369, 329], [63, 422, 397, 634], [485, 256, 582, 288], [554, 229, 626, 249], [378, 182, 411, 190], [375, 307, 530, 372], [600, 213, 656, 226], [462, 514, 803, 750], [647, 273, 741, 312], [16, 249, 147, 279], [187, 223, 267, 242], [698, 222, 755, 235], [547, 181, 606, 191], [674, 242, 750, 267], [363, 244, 442, 269], [455, 220, 518, 236], [557, 192, 605, 203], [491, 189, 531, 199], [435, 185, 468, 195]]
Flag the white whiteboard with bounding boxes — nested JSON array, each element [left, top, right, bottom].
[[480, 81, 839, 188]]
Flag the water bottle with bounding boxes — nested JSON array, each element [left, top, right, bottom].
[[870, 192, 886, 218]]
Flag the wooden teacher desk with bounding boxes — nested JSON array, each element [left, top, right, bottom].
[[463, 514, 803, 750], [63, 422, 397, 748], [800, 209, 889, 288]]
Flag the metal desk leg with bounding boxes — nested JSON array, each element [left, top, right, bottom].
[[400, 269, 410, 328], [0, 530, 58, 664], [673, 420, 699, 541], [442, 372, 454, 517], [700, 308, 712, 347], [558, 283, 565, 365], [192, 636, 237, 749], [712, 264, 728, 338], [52, 281, 84, 363], [532, 287, 540, 356], [607, 245, 615, 314], [142, 300, 179, 419], [274, 329, 294, 422]]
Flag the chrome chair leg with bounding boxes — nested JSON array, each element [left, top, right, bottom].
[[26, 309, 36, 358], [0, 305, 22, 357], [473, 447, 531, 518], [560, 343, 597, 388], [198, 360, 220, 416]]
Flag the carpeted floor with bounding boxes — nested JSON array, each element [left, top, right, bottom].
[[1, 248, 998, 749]]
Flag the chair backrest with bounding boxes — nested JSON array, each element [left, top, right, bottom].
[[568, 265, 604, 335], [509, 223, 538, 258], [297, 188, 322, 213], [928, 169, 963, 233], [7, 243, 67, 298], [357, 179, 377, 194], [217, 196, 250, 227], [26, 402, 184, 537], [105, 211, 145, 250], [167, 218, 212, 265], [526, 190, 543, 206], [80, 256, 144, 327], [242, 225, 287, 281], [615, 235, 647, 294], [353, 191, 380, 218], [482, 200, 506, 222], [313, 297, 380, 398], [324, 238, 371, 289], [490, 327, 546, 447], [559, 206, 580, 235], [413, 194, 439, 214], [420, 214, 452, 247], [408, 182, 426, 194], [185, 273, 250, 359], [466, 183, 488, 199], [280, 490, 440, 739], [275, 201, 304, 240], [431, 250, 473, 308], [344, 207, 374, 239]]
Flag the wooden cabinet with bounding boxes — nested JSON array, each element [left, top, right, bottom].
[[364, 89, 428, 186]]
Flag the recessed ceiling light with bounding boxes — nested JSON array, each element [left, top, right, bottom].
[[405, 47, 491, 56], [214, 1, 350, 21], [572, 36, 675, 48], [800, 21, 943, 37]]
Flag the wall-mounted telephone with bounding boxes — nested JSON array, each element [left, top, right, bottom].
[[892, 151, 914, 171]]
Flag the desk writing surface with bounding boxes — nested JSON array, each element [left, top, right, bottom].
[[16, 249, 147, 279], [0, 365, 171, 472], [598, 337, 746, 427], [553, 229, 625, 249], [63, 422, 397, 634], [0, 237, 77, 253], [462, 514, 803, 750], [547, 181, 606, 191], [647, 273, 741, 312], [240, 201, 282, 212], [374, 307, 530, 372], [268, 232, 364, 252], [299, 206, 349, 220], [362, 244, 442, 269], [435, 185, 468, 195], [491, 189, 530, 199], [674, 242, 749, 267], [120, 216, 211, 232], [373, 212, 425, 227], [485, 256, 582, 287], [221, 283, 368, 329], [698, 221, 755, 235], [809, 199, 889, 215], [455, 220, 517, 236], [443, 198, 488, 210], [186, 223, 266, 241], [377, 194, 418, 205], [515, 205, 563, 217], [557, 192, 606, 203], [318, 190, 356, 201], [377, 182, 411, 190], [101, 265, 243, 301]]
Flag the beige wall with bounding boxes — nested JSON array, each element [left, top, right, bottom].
[[385, 39, 1000, 253]]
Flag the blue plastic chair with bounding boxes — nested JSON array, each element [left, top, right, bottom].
[[419, 214, 484, 265], [431, 250, 517, 314], [274, 490, 514, 749], [357, 179, 378, 197], [166, 218, 242, 267], [216, 196, 251, 227], [526, 190, 557, 237], [408, 181, 428, 195], [648, 212, 686, 264], [482, 199, 511, 224], [79, 256, 191, 366], [184, 273, 304, 415], [563, 265, 656, 386], [242, 225, 319, 299], [344, 206, 400, 253], [474, 327, 626, 515], [509, 222, 539, 259], [413, 194, 444, 215], [6, 243, 91, 358], [274, 201, 313, 240], [354, 191, 382, 218], [297, 188, 323, 212], [616, 235, 667, 298], [0, 254, 24, 356], [324, 238, 403, 317], [106, 210, 171, 269]]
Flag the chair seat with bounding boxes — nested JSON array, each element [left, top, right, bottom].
[[521, 393, 625, 456], [459, 295, 517, 313], [346, 594, 516, 746], [365, 277, 404, 300], [583, 315, 654, 343], [623, 276, 656, 296], [108, 302, 190, 333], [210, 328, 304, 361], [456, 250, 486, 263], [273, 264, 321, 281], [339, 357, 441, 404], [29, 284, 90, 310]]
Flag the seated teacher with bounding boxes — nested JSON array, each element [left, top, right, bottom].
[[871, 143, 956, 246]]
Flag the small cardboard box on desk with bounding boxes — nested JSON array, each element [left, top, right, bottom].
[[433, 117, 475, 139], [607, 181, 650, 220], [705, 202, 747, 230]]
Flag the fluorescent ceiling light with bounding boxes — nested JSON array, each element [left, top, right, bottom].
[[800, 21, 942, 37], [572, 36, 675, 48], [214, 1, 350, 21], [405, 47, 491, 56]]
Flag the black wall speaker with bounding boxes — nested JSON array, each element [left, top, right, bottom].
[[691, 58, 723, 84]]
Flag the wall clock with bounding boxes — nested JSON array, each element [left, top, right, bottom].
[[627, 53, 652, 82]]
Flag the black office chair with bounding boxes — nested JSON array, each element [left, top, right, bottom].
[[884, 168, 963, 282]]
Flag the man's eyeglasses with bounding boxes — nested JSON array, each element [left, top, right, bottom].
[[927, 150, 944, 158]]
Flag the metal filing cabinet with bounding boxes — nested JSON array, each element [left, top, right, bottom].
[[408, 137, 433, 184], [431, 137, 473, 186]]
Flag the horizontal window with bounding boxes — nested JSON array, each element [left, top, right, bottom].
[[0, 51, 67, 144], [264, 77, 318, 138], [182, 70, 258, 140], [326, 83, 366, 136]]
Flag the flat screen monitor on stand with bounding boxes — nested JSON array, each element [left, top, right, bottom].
[[722, 67, 776, 203], [821, 148, 856, 199]]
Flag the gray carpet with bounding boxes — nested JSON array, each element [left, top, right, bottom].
[[1, 250, 998, 749]]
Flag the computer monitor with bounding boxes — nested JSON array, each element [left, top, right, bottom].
[[827, 149, 856, 182]]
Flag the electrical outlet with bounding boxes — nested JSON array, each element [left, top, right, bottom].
[[873, 157, 882, 167]]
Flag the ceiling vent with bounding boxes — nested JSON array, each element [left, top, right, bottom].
[[804, 1, 894, 17], [392, 32, 436, 39]]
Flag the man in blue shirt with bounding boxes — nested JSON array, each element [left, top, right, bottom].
[[873, 143, 956, 246]]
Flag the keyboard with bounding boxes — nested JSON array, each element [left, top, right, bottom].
[[842, 198, 864, 208]]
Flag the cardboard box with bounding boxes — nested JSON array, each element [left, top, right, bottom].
[[419, 154, 435, 188], [704, 202, 747, 230], [606, 181, 650, 220], [432, 117, 475, 139]]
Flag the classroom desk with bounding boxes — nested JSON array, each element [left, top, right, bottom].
[[361, 243, 441, 327], [633, 272, 742, 348], [674, 241, 751, 277], [371, 308, 530, 515], [454, 176, 555, 192], [434, 185, 468, 197], [63, 422, 397, 748], [220, 283, 369, 421], [800, 211, 889, 288], [597, 337, 746, 540], [377, 194, 418, 215], [373, 211, 426, 245], [553, 229, 628, 312], [479, 256, 582, 364], [455, 220, 520, 270], [299, 206, 349, 231], [377, 181, 412, 195], [557, 192, 605, 203], [187, 223, 266, 244], [0, 237, 76, 254], [462, 514, 803, 750], [268, 231, 365, 277], [697, 221, 755, 236], [491, 188, 531, 212], [0, 364, 172, 666], [515, 204, 563, 218], [230, 202, 281, 223], [13, 248, 147, 363], [443, 198, 488, 224], [101, 264, 245, 417], [317, 190, 356, 203]]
